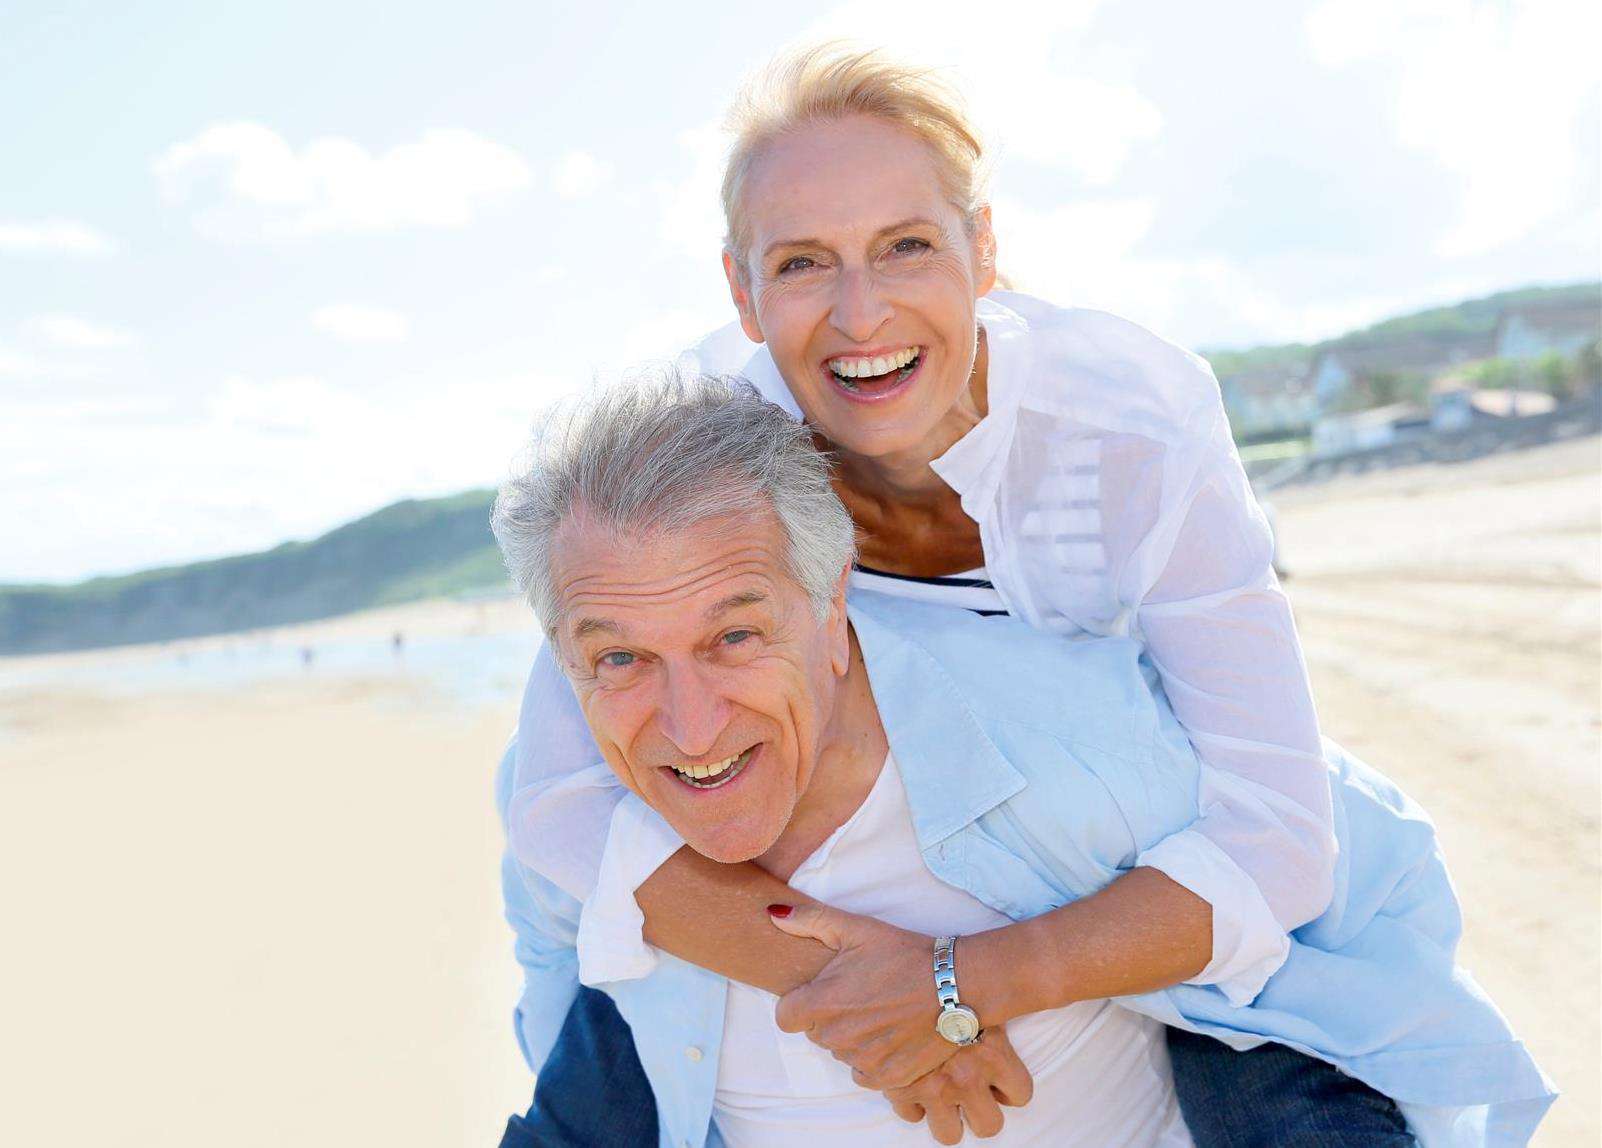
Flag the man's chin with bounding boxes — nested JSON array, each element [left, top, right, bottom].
[[674, 821, 781, 865]]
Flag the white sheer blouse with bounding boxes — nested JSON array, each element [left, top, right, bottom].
[[505, 291, 1336, 1005]]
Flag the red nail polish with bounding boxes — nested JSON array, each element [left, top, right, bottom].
[[766, 903, 793, 918]]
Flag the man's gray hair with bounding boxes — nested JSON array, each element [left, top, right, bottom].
[[492, 369, 858, 632]]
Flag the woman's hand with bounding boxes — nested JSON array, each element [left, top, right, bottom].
[[883, 1025, 1035, 1145], [768, 901, 971, 1089]]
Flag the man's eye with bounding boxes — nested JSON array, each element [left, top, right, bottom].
[[891, 236, 931, 255], [599, 651, 636, 668], [778, 256, 815, 274], [721, 629, 754, 646]]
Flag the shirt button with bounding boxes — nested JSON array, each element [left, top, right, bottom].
[[685, 1045, 703, 1062]]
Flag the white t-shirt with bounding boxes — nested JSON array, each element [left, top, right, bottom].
[[713, 753, 1193, 1148]]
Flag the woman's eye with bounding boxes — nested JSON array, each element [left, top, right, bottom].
[[777, 256, 815, 275], [721, 629, 754, 646], [599, 651, 636, 669], [891, 236, 931, 255]]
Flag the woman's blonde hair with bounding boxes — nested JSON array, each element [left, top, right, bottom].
[[721, 41, 990, 270]]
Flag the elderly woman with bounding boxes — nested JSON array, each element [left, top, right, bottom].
[[498, 45, 1478, 1146]]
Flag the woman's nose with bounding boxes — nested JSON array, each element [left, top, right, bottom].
[[828, 266, 893, 344], [655, 662, 729, 759]]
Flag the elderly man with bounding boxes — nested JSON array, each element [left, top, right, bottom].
[[491, 373, 1550, 1148]]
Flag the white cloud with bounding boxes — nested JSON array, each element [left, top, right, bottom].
[[655, 121, 730, 261], [551, 150, 613, 199], [311, 303, 409, 343], [1306, 0, 1602, 257], [992, 194, 1499, 348], [25, 315, 137, 349], [0, 341, 39, 377], [803, 0, 1161, 186], [0, 219, 116, 256], [152, 123, 534, 239]]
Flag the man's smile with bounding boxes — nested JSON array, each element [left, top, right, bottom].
[[665, 743, 761, 790]]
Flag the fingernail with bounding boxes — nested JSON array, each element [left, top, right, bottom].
[[766, 903, 793, 918]]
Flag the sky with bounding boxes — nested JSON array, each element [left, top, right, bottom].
[[2, 0, 1598, 584]]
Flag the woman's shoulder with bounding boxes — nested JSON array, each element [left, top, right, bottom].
[[985, 291, 1224, 436]]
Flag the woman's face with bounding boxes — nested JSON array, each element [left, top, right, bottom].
[[723, 115, 996, 465]]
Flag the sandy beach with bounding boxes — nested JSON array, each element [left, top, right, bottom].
[[2, 437, 1597, 1146]]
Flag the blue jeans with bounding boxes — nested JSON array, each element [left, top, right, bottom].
[[501, 989, 1415, 1146], [498, 988, 656, 1148], [1167, 1027, 1415, 1146]]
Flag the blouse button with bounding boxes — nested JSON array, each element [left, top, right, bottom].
[[685, 1045, 703, 1062]]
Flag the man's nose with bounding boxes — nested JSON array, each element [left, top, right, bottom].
[[828, 265, 893, 344], [655, 661, 729, 759]]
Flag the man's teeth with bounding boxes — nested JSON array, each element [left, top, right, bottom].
[[828, 347, 919, 379], [671, 747, 754, 788]]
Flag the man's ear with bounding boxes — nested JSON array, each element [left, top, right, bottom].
[[722, 249, 765, 344], [827, 562, 852, 676], [971, 205, 997, 298]]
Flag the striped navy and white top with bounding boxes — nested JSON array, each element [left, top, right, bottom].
[[847, 563, 1008, 617]]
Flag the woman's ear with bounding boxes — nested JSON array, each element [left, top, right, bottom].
[[971, 205, 997, 297], [722, 249, 765, 344], [827, 562, 852, 677]]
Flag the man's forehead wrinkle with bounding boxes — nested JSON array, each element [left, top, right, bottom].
[[557, 551, 785, 629]]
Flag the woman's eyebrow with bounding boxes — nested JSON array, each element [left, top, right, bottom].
[[761, 216, 939, 260]]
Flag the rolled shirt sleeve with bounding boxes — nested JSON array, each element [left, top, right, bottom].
[[573, 794, 688, 987]]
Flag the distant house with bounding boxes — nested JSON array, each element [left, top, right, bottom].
[[1219, 368, 1318, 441], [1311, 402, 1431, 456], [1309, 332, 1495, 411], [1429, 381, 1558, 433], [1493, 299, 1601, 361]]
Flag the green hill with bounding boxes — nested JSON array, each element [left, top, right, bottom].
[[0, 490, 508, 655], [1202, 281, 1600, 379]]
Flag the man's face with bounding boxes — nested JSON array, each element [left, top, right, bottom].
[[549, 508, 850, 863]]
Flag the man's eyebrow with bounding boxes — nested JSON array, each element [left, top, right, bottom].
[[570, 616, 623, 641], [761, 217, 940, 261], [705, 589, 768, 617]]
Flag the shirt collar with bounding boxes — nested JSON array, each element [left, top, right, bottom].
[[926, 294, 1031, 517], [847, 594, 1026, 849]]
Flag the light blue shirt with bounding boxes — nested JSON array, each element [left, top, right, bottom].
[[498, 591, 1554, 1148]]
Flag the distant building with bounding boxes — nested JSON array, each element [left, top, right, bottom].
[[1309, 332, 1495, 412], [1219, 369, 1318, 441], [1429, 381, 1558, 433], [1493, 300, 1601, 361], [1311, 402, 1431, 456]]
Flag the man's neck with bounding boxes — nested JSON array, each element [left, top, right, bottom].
[[757, 627, 887, 881]]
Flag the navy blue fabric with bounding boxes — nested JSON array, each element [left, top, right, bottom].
[[1168, 1026, 1416, 1147], [500, 987, 658, 1148], [500, 990, 1418, 1146]]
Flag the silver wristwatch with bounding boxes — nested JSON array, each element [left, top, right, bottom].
[[932, 935, 983, 1045]]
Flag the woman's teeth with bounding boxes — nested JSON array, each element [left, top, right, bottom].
[[671, 746, 755, 789], [828, 347, 919, 380]]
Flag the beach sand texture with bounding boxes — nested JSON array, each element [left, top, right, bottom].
[[1, 437, 1597, 1146]]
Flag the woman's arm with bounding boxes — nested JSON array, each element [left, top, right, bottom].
[[1110, 399, 1336, 1000], [635, 846, 1209, 1088]]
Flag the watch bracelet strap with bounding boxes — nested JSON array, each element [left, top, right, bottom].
[[933, 935, 962, 1007]]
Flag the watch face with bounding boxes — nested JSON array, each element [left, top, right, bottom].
[[936, 1007, 981, 1044]]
